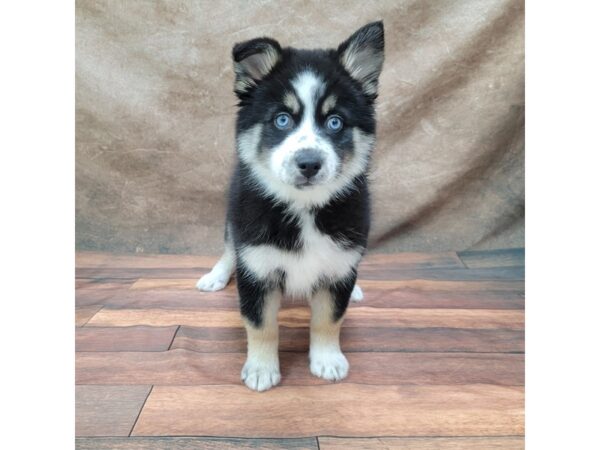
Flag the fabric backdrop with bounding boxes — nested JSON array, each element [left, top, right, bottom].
[[76, 0, 524, 255]]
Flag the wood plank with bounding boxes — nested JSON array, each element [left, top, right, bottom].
[[76, 279, 97, 289], [132, 384, 524, 437], [76, 252, 112, 268], [100, 253, 218, 268], [76, 281, 136, 307], [75, 253, 216, 279], [76, 251, 219, 268], [359, 290, 523, 309], [458, 248, 525, 269], [359, 252, 465, 269], [172, 326, 524, 353], [76, 350, 523, 386], [76, 437, 319, 449], [318, 436, 524, 449], [358, 266, 525, 281], [105, 279, 523, 310], [84, 287, 524, 311], [76, 265, 525, 281], [76, 305, 103, 326], [98, 288, 239, 310], [77, 278, 138, 288], [75, 251, 523, 281], [86, 307, 524, 330], [130, 278, 231, 290], [76, 326, 178, 352], [351, 279, 523, 309], [76, 252, 463, 270], [76, 385, 151, 437], [76, 267, 210, 279], [131, 277, 523, 294]]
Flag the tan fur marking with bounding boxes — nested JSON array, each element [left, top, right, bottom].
[[321, 94, 337, 115], [283, 92, 300, 114], [339, 41, 383, 95]]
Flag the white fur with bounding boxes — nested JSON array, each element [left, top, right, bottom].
[[239, 211, 362, 298], [196, 241, 235, 292], [310, 348, 349, 380], [350, 284, 364, 302]]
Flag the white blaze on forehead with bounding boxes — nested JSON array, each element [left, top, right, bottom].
[[292, 71, 325, 131], [292, 71, 325, 116], [282, 71, 331, 158]]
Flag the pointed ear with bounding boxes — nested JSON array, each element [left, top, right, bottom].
[[232, 37, 282, 96], [337, 21, 385, 96]]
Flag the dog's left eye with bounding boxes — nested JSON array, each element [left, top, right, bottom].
[[274, 113, 293, 130], [326, 115, 344, 132]]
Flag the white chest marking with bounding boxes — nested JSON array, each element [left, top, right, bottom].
[[239, 212, 362, 298]]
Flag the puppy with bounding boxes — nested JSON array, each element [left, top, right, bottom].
[[197, 21, 384, 391]]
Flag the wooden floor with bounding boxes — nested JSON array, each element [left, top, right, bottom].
[[75, 248, 525, 449]]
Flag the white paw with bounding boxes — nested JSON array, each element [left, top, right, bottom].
[[350, 284, 364, 302], [241, 360, 281, 392], [196, 270, 230, 292], [310, 349, 349, 381]]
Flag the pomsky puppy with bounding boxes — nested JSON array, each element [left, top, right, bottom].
[[197, 21, 384, 391]]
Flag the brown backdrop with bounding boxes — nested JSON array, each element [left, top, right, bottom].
[[76, 0, 524, 255]]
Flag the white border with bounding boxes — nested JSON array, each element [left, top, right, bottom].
[[1, 2, 74, 448], [527, 1, 600, 448], [1, 1, 600, 448]]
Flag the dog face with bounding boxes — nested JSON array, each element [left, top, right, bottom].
[[232, 22, 384, 206]]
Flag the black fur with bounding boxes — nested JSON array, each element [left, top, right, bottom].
[[236, 262, 280, 328], [228, 163, 303, 253], [330, 268, 357, 321], [313, 174, 371, 250]]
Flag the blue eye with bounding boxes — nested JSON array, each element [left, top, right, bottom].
[[274, 112, 292, 130], [326, 115, 343, 132]]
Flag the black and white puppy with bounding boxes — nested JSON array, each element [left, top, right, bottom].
[[197, 21, 384, 391]]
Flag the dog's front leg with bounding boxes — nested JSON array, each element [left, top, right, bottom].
[[238, 273, 282, 392], [309, 276, 355, 381]]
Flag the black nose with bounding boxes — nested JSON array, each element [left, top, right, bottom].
[[295, 150, 323, 179]]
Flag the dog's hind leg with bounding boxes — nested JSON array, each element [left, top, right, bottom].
[[196, 226, 235, 292]]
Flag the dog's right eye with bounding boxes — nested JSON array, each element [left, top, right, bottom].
[[274, 113, 293, 130]]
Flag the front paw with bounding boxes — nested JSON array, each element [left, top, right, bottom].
[[196, 270, 229, 292], [310, 349, 349, 381], [241, 360, 281, 392]]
